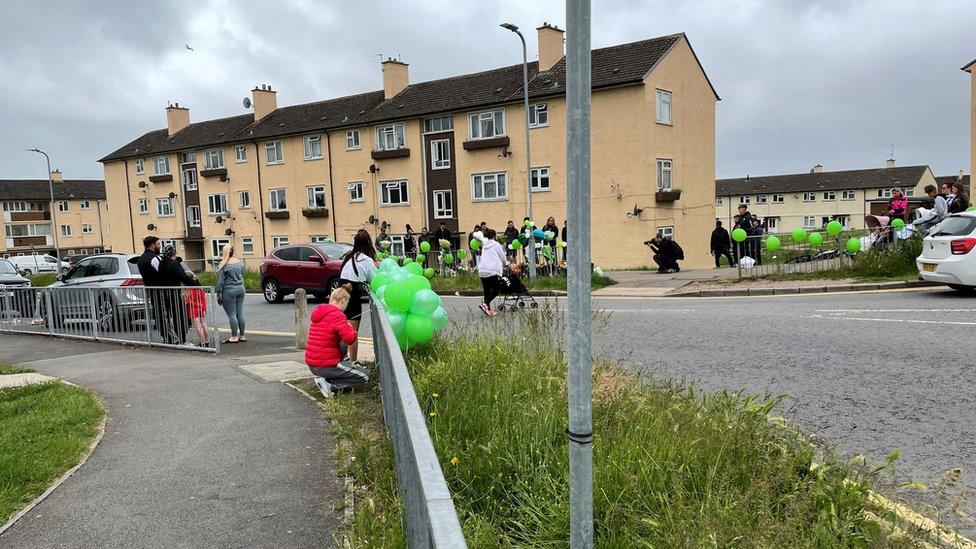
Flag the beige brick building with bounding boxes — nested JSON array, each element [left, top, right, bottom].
[[99, 27, 719, 270], [1, 172, 108, 259]]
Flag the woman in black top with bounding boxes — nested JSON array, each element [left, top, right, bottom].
[[949, 182, 970, 214], [403, 224, 416, 258]]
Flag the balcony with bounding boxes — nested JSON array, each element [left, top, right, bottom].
[[264, 210, 290, 220], [149, 174, 173, 183], [371, 148, 411, 160], [462, 136, 510, 151], [6, 235, 52, 248], [302, 207, 329, 218], [655, 189, 682, 203], [200, 167, 228, 178], [7, 211, 51, 222]]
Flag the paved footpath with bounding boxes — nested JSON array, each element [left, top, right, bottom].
[[0, 334, 341, 548]]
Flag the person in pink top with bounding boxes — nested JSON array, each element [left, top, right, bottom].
[[886, 188, 908, 222]]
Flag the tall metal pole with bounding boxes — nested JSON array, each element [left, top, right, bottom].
[[28, 148, 61, 264], [565, 1, 592, 547]]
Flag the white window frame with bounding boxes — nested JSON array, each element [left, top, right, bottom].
[[423, 116, 454, 134], [772, 194, 785, 203], [375, 123, 406, 151], [238, 190, 251, 209], [207, 193, 228, 215], [803, 192, 816, 202], [836, 215, 850, 227], [235, 144, 247, 163], [738, 195, 751, 205], [379, 180, 409, 206], [82, 224, 94, 234], [80, 200, 91, 210], [241, 237, 254, 255], [430, 139, 451, 170], [657, 225, 674, 239], [530, 167, 551, 192], [210, 238, 230, 259], [57, 201, 68, 212], [272, 236, 290, 248], [134, 159, 145, 174], [468, 110, 505, 140], [433, 189, 454, 219], [803, 216, 817, 228], [186, 205, 201, 228], [182, 168, 198, 191], [716, 196, 723, 205], [156, 197, 174, 217], [265, 140, 284, 165], [656, 89, 672, 124], [766, 217, 780, 232], [348, 181, 364, 203], [345, 130, 361, 150], [153, 155, 170, 175], [656, 159, 673, 191], [307, 185, 327, 208], [528, 103, 549, 128], [303, 135, 323, 160], [842, 190, 856, 200], [60, 224, 72, 237], [138, 198, 149, 214], [389, 235, 406, 256], [755, 195, 767, 204], [310, 235, 332, 244], [471, 172, 508, 201], [877, 189, 892, 199], [822, 191, 836, 201], [269, 188, 287, 211], [204, 148, 224, 169]]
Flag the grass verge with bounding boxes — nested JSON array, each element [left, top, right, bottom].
[[0, 365, 32, 375], [430, 271, 616, 293], [196, 270, 262, 291], [0, 377, 104, 525], [27, 274, 57, 287]]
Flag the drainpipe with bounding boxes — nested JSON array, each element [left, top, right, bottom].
[[251, 141, 267, 255], [97, 199, 105, 251], [326, 132, 338, 239], [123, 159, 136, 251]]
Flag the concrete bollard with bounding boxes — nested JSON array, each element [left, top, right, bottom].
[[294, 288, 309, 350]]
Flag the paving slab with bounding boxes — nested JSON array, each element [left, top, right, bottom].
[[239, 360, 315, 382], [0, 372, 56, 388]]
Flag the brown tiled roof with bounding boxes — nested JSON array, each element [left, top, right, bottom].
[[102, 33, 708, 162], [0, 180, 106, 200], [935, 174, 970, 194], [716, 166, 930, 196]]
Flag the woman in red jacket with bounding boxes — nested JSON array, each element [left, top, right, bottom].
[[305, 284, 370, 397]]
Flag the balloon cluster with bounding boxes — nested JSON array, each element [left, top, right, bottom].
[[370, 257, 448, 349]]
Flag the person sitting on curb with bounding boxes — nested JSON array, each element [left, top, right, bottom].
[[305, 284, 369, 398]]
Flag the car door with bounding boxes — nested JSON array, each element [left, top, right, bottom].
[[295, 246, 326, 290], [55, 257, 93, 319], [272, 247, 301, 290]]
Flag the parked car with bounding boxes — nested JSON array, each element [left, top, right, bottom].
[[66, 254, 88, 266], [8, 254, 69, 275], [259, 242, 353, 303], [0, 258, 36, 318], [916, 212, 976, 293], [40, 253, 147, 331]]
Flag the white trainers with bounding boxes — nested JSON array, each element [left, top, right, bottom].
[[313, 376, 333, 398]]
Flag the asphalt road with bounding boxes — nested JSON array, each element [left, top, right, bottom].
[[233, 287, 976, 533]]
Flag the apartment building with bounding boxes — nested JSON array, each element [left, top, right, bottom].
[[100, 26, 719, 269], [715, 162, 937, 233], [1, 172, 108, 259]]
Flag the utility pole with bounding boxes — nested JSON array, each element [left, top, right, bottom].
[[27, 148, 61, 264], [565, 0, 593, 547]]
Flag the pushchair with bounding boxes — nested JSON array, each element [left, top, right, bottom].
[[496, 268, 538, 311]]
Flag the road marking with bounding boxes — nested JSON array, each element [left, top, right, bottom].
[[806, 314, 976, 326], [816, 308, 976, 313]]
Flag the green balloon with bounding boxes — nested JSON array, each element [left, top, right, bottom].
[[457, 249, 468, 259], [420, 241, 431, 253], [376, 252, 386, 259], [524, 220, 532, 227], [826, 220, 843, 236], [791, 228, 807, 243], [387, 311, 407, 339], [405, 313, 435, 345], [404, 262, 423, 276], [370, 273, 389, 291], [416, 253, 426, 263], [511, 239, 523, 249], [403, 257, 414, 265], [430, 306, 449, 331], [423, 267, 435, 279], [731, 228, 747, 242], [380, 257, 399, 272], [410, 289, 441, 315], [388, 270, 409, 285], [808, 232, 824, 247], [443, 253, 454, 264], [892, 218, 905, 229], [469, 239, 481, 250], [406, 274, 431, 293], [765, 235, 781, 251], [384, 283, 413, 313], [374, 285, 387, 300], [846, 237, 861, 253]]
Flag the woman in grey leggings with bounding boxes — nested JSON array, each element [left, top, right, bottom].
[[215, 245, 247, 343]]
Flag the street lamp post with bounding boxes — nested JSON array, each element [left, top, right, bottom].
[[27, 148, 61, 265], [500, 22, 537, 283]]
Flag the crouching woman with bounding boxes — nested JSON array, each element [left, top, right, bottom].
[[305, 284, 370, 397]]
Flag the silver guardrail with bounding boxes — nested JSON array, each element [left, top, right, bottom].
[[0, 284, 220, 353], [368, 296, 466, 548]]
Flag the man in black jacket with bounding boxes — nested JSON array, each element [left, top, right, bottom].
[[433, 222, 452, 248], [645, 233, 683, 273], [710, 220, 734, 268], [135, 236, 174, 343], [159, 245, 195, 344], [734, 205, 752, 260]]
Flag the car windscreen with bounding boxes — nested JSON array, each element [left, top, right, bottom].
[[44, 256, 59, 263], [929, 216, 976, 237], [313, 243, 353, 259], [0, 260, 17, 275]]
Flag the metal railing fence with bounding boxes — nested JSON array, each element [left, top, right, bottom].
[[368, 296, 466, 548], [734, 228, 905, 278], [0, 284, 220, 353]]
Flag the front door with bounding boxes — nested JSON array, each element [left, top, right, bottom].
[[424, 128, 458, 234]]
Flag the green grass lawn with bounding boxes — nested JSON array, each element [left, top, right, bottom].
[[196, 270, 262, 291], [27, 274, 57, 287], [0, 365, 32, 375], [430, 271, 616, 293], [0, 377, 104, 524]]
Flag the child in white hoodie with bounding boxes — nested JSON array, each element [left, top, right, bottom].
[[474, 228, 508, 316]]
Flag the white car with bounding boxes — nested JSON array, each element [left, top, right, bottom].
[[7, 254, 69, 275], [916, 212, 976, 293]]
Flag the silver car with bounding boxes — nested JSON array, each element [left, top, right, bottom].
[[0, 258, 36, 318], [41, 253, 147, 331]]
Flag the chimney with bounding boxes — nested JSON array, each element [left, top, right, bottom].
[[381, 59, 409, 100], [811, 164, 823, 173], [165, 103, 190, 136], [50, 169, 63, 182], [886, 158, 895, 169], [537, 22, 565, 71], [251, 85, 278, 121], [958, 169, 965, 180]]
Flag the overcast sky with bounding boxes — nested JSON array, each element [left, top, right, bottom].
[[0, 0, 972, 181]]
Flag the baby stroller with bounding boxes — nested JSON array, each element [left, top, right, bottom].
[[497, 268, 538, 311]]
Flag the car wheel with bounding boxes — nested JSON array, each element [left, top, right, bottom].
[[263, 278, 284, 304], [22, 268, 33, 276], [948, 284, 975, 295]]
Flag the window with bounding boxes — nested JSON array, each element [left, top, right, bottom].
[[803, 216, 816, 228], [823, 191, 836, 201], [272, 236, 290, 248], [269, 188, 287, 211], [2, 201, 42, 212], [265, 140, 283, 164], [241, 237, 254, 254], [471, 172, 507, 201], [766, 217, 780, 232], [433, 190, 454, 219], [309, 236, 332, 244], [156, 197, 174, 217], [348, 181, 364, 202], [388, 235, 406, 256], [153, 155, 170, 175], [530, 167, 551, 192], [835, 215, 850, 228], [656, 159, 673, 191], [238, 190, 251, 209], [423, 116, 453, 134], [716, 196, 723, 205], [307, 186, 327, 208], [182, 168, 197, 191], [186, 205, 201, 227], [375, 123, 406, 150], [138, 198, 149, 214], [905, 188, 914, 197], [842, 190, 856, 200], [4, 224, 50, 237], [210, 238, 230, 259], [772, 194, 785, 203], [181, 152, 196, 164], [135, 159, 145, 174], [379, 180, 409, 205], [57, 201, 68, 212], [877, 189, 892, 199], [303, 135, 323, 159], [345, 130, 361, 150], [469, 110, 505, 140], [60, 225, 71, 236], [80, 200, 91, 210], [204, 148, 224, 169], [738, 196, 750, 205], [207, 193, 228, 215], [755, 194, 767, 204], [235, 145, 247, 163], [657, 226, 674, 239], [821, 216, 832, 228], [803, 192, 816, 202], [430, 139, 451, 170], [82, 224, 93, 234], [528, 103, 549, 127], [656, 90, 672, 124]]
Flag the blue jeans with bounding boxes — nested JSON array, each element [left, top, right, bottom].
[[220, 286, 246, 337]]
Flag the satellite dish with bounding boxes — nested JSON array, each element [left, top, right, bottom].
[[215, 216, 224, 224], [168, 192, 177, 199], [147, 224, 155, 230], [368, 214, 376, 225], [243, 97, 252, 109], [224, 228, 234, 236], [138, 181, 147, 188]]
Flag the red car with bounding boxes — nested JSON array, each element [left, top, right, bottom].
[[259, 242, 352, 303]]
